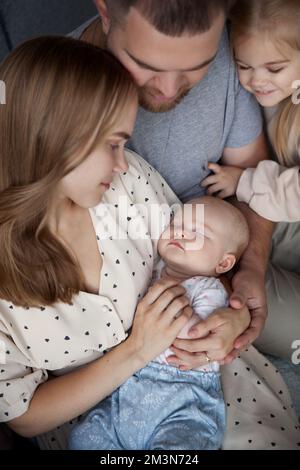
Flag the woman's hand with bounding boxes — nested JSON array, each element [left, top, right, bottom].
[[166, 304, 251, 370], [128, 278, 193, 366], [201, 163, 244, 199]]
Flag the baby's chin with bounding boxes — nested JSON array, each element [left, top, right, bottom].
[[159, 249, 183, 266], [158, 253, 185, 271]]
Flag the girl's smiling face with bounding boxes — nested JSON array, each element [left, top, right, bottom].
[[234, 33, 300, 107]]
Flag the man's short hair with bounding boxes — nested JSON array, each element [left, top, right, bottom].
[[106, 0, 236, 36]]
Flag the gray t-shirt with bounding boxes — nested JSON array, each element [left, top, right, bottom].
[[70, 18, 263, 202]]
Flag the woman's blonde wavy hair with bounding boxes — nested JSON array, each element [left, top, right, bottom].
[[230, 0, 300, 166], [0, 36, 136, 307]]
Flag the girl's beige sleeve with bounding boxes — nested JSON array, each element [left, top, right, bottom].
[[236, 160, 300, 222]]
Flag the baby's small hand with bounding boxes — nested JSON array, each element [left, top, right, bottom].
[[201, 163, 244, 199]]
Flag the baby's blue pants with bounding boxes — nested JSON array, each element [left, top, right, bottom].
[[68, 362, 225, 450]]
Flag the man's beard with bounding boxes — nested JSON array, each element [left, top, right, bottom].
[[138, 86, 191, 113]]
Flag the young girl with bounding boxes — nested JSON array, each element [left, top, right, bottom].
[[201, 0, 300, 222]]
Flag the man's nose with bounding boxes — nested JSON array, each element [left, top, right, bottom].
[[156, 73, 182, 98]]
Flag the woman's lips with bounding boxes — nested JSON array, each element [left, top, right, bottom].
[[101, 183, 111, 190]]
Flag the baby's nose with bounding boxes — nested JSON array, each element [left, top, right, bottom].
[[174, 231, 185, 238]]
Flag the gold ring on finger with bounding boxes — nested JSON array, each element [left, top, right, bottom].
[[205, 351, 211, 363]]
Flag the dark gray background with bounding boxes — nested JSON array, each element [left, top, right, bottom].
[[0, 0, 97, 62]]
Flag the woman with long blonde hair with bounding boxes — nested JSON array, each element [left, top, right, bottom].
[[0, 36, 194, 444]]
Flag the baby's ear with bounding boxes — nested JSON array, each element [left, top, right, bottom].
[[215, 253, 236, 274]]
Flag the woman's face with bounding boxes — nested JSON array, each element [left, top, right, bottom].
[[234, 34, 300, 107], [57, 98, 137, 209]]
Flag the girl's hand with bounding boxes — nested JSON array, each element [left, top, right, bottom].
[[201, 163, 244, 199], [166, 304, 251, 370], [128, 278, 193, 366]]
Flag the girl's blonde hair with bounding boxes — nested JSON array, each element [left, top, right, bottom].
[[230, 0, 300, 166], [0, 36, 137, 307]]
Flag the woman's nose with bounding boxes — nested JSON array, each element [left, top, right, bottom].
[[114, 150, 129, 173]]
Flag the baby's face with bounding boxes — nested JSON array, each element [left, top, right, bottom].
[[158, 201, 229, 277]]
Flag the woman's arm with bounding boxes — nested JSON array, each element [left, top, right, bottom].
[[8, 338, 142, 437], [7, 278, 192, 438]]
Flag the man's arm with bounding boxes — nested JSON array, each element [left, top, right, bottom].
[[222, 131, 268, 168], [222, 132, 274, 355], [167, 132, 274, 370], [222, 131, 274, 281]]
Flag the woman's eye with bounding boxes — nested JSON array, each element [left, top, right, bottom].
[[110, 144, 120, 150]]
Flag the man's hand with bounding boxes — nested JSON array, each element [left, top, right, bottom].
[[218, 267, 267, 364], [166, 305, 251, 370], [166, 267, 267, 369], [230, 266, 267, 342]]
